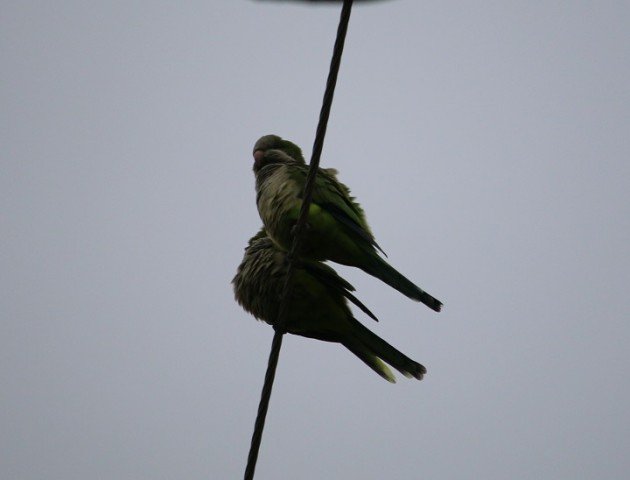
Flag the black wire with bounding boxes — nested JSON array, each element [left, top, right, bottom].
[[243, 2, 354, 479]]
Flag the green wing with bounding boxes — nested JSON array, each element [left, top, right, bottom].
[[289, 164, 386, 255]]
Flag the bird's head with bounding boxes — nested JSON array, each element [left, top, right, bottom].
[[252, 134, 305, 172]]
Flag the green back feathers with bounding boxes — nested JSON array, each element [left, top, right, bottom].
[[285, 163, 383, 255]]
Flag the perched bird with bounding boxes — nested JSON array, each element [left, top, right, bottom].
[[232, 229, 426, 382], [252, 134, 443, 312]]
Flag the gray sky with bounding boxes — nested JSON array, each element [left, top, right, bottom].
[[2, 1, 629, 479]]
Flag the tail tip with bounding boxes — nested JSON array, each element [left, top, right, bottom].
[[415, 364, 427, 381], [419, 296, 443, 312], [412, 291, 443, 312], [403, 364, 427, 381]]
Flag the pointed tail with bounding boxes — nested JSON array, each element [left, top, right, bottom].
[[362, 255, 443, 312], [342, 318, 426, 382]]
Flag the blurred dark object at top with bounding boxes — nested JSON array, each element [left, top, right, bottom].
[[254, 0, 393, 3]]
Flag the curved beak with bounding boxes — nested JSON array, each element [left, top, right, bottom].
[[253, 149, 264, 168]]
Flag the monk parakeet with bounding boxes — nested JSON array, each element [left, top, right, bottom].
[[232, 229, 426, 382], [252, 134, 443, 312]]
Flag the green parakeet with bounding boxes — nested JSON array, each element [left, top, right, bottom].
[[232, 229, 426, 382], [252, 134, 443, 312]]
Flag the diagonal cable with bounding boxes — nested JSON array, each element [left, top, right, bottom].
[[244, 2, 354, 479]]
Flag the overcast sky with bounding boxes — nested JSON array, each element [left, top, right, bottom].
[[2, 1, 629, 479]]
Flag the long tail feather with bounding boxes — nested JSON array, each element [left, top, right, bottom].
[[362, 256, 443, 312], [342, 338, 397, 383], [343, 318, 426, 381], [343, 290, 379, 322]]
